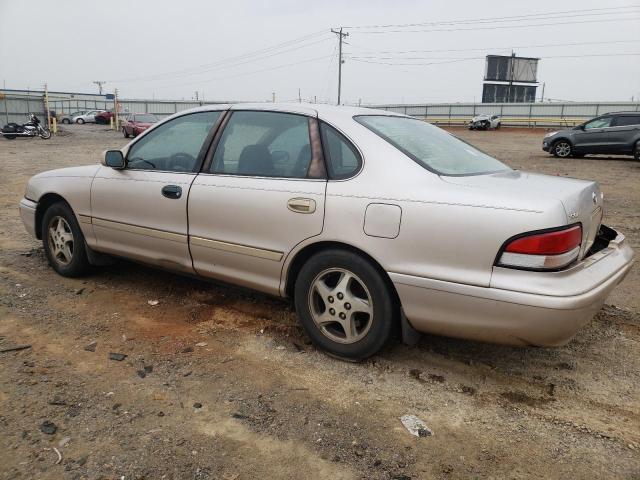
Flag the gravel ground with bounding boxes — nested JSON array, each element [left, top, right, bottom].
[[0, 124, 638, 480]]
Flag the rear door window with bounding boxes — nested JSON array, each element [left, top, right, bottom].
[[613, 115, 640, 127], [319, 122, 361, 179], [210, 111, 312, 178]]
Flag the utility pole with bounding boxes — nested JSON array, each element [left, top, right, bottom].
[[44, 83, 51, 129], [194, 91, 199, 101], [114, 88, 119, 130], [298, 88, 301, 103], [93, 81, 106, 96], [331, 27, 348, 105], [272, 92, 276, 103], [540, 82, 545, 102]]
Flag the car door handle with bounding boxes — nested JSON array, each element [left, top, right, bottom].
[[287, 197, 316, 214], [161, 185, 182, 199]]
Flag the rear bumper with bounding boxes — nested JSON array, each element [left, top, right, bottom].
[[390, 229, 634, 346], [19, 198, 38, 238]]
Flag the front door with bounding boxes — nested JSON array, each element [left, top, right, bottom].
[[91, 110, 223, 273], [573, 116, 613, 153], [188, 109, 327, 295]]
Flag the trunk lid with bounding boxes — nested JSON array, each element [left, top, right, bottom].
[[442, 170, 603, 259]]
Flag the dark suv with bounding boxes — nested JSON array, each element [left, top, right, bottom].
[[543, 111, 640, 160]]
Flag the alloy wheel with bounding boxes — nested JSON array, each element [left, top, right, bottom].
[[47, 216, 74, 265], [308, 268, 374, 344], [554, 141, 571, 158]]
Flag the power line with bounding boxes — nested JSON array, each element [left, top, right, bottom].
[[112, 36, 333, 84], [353, 16, 640, 34], [149, 54, 335, 91], [348, 52, 640, 67], [345, 39, 640, 56], [342, 5, 640, 29], [108, 30, 329, 83]]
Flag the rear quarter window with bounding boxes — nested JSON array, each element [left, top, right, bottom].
[[319, 122, 361, 179]]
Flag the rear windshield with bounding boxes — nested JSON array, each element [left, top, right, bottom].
[[355, 115, 510, 176]]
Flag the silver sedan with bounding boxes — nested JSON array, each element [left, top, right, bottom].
[[19, 103, 634, 359]]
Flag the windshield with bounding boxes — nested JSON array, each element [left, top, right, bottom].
[[355, 115, 510, 176], [134, 114, 159, 123]]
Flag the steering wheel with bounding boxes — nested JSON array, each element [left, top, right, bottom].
[[129, 157, 156, 169], [168, 152, 195, 172]]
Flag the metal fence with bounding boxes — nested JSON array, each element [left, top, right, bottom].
[[372, 101, 640, 127], [2, 89, 639, 129]]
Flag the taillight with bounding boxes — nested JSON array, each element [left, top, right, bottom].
[[497, 225, 582, 270]]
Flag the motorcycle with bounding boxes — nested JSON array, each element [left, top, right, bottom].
[[1, 114, 51, 140]]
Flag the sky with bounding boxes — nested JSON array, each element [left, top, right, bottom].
[[0, 0, 639, 104]]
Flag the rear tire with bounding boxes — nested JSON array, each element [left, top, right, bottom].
[[42, 202, 91, 277], [62, 118, 70, 124], [552, 140, 572, 158], [294, 249, 397, 360], [123, 127, 130, 138], [634, 142, 640, 161]]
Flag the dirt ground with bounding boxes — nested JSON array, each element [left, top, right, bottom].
[[0, 124, 638, 480]]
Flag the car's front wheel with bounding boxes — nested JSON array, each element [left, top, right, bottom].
[[42, 202, 90, 277], [294, 249, 397, 360], [76, 118, 84, 124], [123, 127, 130, 138], [634, 142, 640, 161], [552, 140, 572, 158]]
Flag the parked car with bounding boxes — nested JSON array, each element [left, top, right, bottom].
[[73, 110, 103, 124], [469, 114, 501, 130], [95, 109, 116, 125], [60, 111, 89, 124], [18, 104, 634, 359], [122, 113, 159, 138], [543, 111, 640, 159]]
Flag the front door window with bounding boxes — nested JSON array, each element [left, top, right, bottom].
[[126, 111, 221, 172], [584, 117, 612, 130]]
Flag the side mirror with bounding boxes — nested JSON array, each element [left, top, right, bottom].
[[103, 150, 125, 169]]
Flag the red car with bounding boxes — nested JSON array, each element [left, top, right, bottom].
[[122, 113, 159, 138], [95, 109, 115, 125]]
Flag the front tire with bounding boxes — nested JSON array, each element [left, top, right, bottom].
[[76, 118, 85, 124], [552, 140, 572, 158], [123, 127, 130, 138], [634, 142, 640, 161], [294, 249, 397, 360], [42, 202, 90, 277]]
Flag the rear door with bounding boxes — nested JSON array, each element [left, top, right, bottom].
[[188, 109, 327, 295], [91, 110, 224, 272], [608, 115, 640, 153], [573, 116, 613, 153]]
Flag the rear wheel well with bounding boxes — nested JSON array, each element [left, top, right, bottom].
[[285, 241, 400, 307], [35, 193, 69, 239]]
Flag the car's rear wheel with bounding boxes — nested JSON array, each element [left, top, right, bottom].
[[552, 140, 572, 158], [76, 118, 84, 124], [294, 249, 397, 360], [42, 202, 90, 277], [122, 127, 130, 138], [62, 118, 70, 124], [634, 142, 640, 161], [495, 122, 501, 130]]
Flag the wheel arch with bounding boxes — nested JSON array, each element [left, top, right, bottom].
[[283, 240, 401, 307], [35, 193, 71, 239]]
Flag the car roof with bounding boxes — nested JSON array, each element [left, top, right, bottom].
[[172, 102, 406, 120], [604, 111, 640, 116]]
